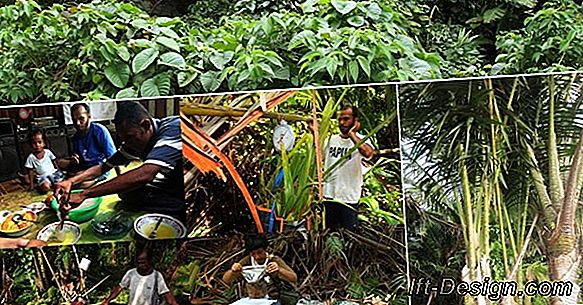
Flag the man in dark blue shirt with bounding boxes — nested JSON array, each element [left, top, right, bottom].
[[55, 101, 185, 220], [57, 103, 116, 183]]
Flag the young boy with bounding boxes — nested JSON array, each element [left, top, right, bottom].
[[101, 247, 178, 305], [24, 130, 64, 194]]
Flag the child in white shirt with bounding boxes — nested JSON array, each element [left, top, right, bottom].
[[24, 130, 64, 194]]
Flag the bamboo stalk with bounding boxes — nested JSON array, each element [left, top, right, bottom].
[[39, 248, 68, 302], [547, 75, 565, 210], [181, 102, 312, 122], [508, 215, 538, 281], [312, 90, 324, 201], [460, 156, 477, 281]]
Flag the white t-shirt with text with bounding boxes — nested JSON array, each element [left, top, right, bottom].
[[120, 268, 170, 305], [24, 149, 57, 177], [323, 133, 373, 204]]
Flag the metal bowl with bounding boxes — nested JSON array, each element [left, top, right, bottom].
[[37, 221, 82, 246], [133, 214, 186, 240], [91, 211, 132, 238]]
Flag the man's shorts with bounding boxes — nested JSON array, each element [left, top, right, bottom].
[[35, 171, 64, 187], [323, 199, 359, 230]]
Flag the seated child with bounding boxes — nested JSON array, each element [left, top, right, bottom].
[[24, 130, 64, 194]]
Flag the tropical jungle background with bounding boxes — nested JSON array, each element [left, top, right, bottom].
[[0, 240, 183, 305], [401, 72, 583, 305], [1, 0, 582, 104], [181, 86, 402, 237], [0, 233, 407, 305]]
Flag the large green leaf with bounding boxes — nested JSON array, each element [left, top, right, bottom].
[[156, 36, 181, 52], [273, 66, 290, 80], [200, 71, 221, 92], [401, 57, 432, 79], [115, 87, 137, 99], [140, 74, 171, 97], [104, 63, 130, 88], [158, 52, 186, 69], [366, 3, 382, 20], [117, 46, 131, 62], [356, 55, 371, 77], [132, 48, 159, 74], [483, 7, 506, 23], [349, 60, 359, 82], [210, 52, 235, 70], [177, 71, 198, 87], [347, 16, 365, 27], [161, 28, 180, 39], [331, 0, 357, 15], [302, 0, 318, 13]]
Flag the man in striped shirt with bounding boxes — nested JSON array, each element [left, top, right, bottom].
[[55, 101, 185, 221]]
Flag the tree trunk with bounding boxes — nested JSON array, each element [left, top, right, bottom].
[[548, 232, 580, 305]]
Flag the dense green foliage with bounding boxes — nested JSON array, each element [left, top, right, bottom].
[[0, 0, 440, 104], [402, 73, 583, 304], [1, 241, 184, 305], [1, 0, 582, 104]]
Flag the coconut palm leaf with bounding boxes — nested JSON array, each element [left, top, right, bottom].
[[181, 113, 264, 233]]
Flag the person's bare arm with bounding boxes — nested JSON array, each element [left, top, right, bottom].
[[347, 121, 374, 159], [277, 265, 297, 283], [101, 284, 124, 305], [162, 292, 179, 305], [70, 164, 162, 205], [55, 163, 109, 194], [222, 270, 236, 284], [222, 262, 242, 285], [349, 135, 374, 159], [69, 163, 110, 185], [267, 261, 297, 283], [27, 169, 34, 190], [0, 238, 46, 249]]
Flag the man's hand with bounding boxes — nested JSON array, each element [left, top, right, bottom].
[[67, 192, 87, 208], [58, 191, 86, 217], [100, 300, 109, 305], [348, 120, 360, 136], [231, 262, 243, 273], [60, 191, 87, 214], [71, 154, 81, 166], [266, 262, 279, 274], [54, 179, 73, 198]]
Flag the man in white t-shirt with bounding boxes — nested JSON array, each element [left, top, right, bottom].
[[322, 105, 374, 229], [101, 248, 178, 305]]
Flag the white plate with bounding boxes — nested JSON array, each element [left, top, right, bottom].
[[25, 202, 46, 214], [133, 213, 186, 240]]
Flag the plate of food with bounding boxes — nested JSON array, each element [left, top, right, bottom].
[[0, 210, 37, 237]]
